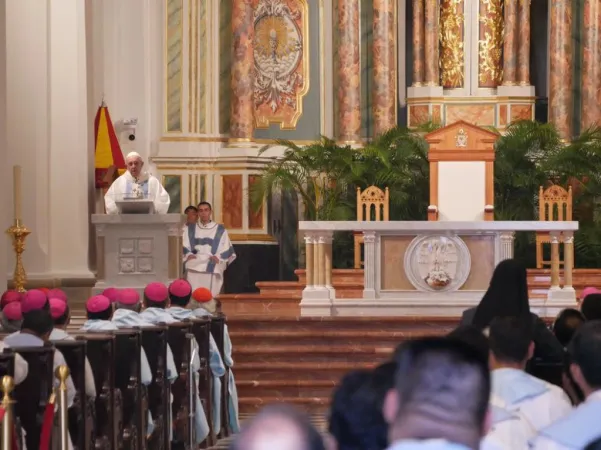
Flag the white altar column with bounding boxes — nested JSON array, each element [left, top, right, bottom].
[[6, 0, 93, 281], [301, 231, 334, 316], [496, 231, 515, 264], [363, 231, 377, 299], [0, 0, 7, 291]]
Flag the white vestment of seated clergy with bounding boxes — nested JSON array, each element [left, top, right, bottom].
[[481, 404, 536, 450], [183, 221, 236, 297], [529, 390, 601, 450], [490, 368, 572, 432], [104, 170, 170, 214], [386, 439, 472, 450], [0, 341, 28, 385]]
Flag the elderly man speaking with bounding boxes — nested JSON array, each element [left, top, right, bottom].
[[104, 151, 170, 214]]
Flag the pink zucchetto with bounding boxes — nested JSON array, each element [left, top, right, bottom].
[[169, 279, 192, 298], [117, 288, 140, 306], [0, 290, 22, 308], [2, 302, 22, 321], [580, 287, 601, 300], [49, 298, 68, 319], [102, 287, 120, 303], [21, 289, 48, 313], [47, 289, 67, 303], [144, 282, 169, 303], [86, 295, 111, 313]]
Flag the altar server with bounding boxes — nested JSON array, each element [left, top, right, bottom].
[[104, 152, 170, 214], [48, 298, 97, 399], [530, 321, 601, 450], [80, 295, 118, 331], [4, 289, 76, 406], [183, 202, 236, 297], [191, 287, 239, 432], [165, 279, 211, 444], [488, 316, 572, 433]]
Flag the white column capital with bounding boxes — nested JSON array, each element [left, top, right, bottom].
[[363, 230, 376, 243], [563, 231, 574, 244], [550, 231, 561, 243]]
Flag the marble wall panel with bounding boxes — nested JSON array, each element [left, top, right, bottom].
[[219, 0, 233, 134], [381, 237, 415, 290], [248, 175, 264, 230], [162, 175, 182, 213], [166, 0, 184, 132], [197, 0, 207, 133], [222, 174, 244, 229], [460, 235, 494, 290], [408, 105, 430, 127], [445, 104, 495, 126], [499, 104, 508, 126], [510, 104, 533, 122], [431, 105, 442, 124]]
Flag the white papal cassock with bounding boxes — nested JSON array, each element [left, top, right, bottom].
[[104, 171, 170, 214], [183, 221, 236, 297]]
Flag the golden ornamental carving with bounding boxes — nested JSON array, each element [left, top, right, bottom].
[[455, 128, 468, 147], [253, 0, 309, 130], [478, 0, 504, 86], [439, 0, 465, 88]]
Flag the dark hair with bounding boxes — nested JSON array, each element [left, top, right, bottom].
[[144, 297, 168, 309], [197, 201, 212, 210], [489, 316, 533, 364], [184, 205, 198, 214], [553, 308, 586, 347], [447, 325, 489, 363], [53, 304, 70, 327], [568, 320, 601, 389], [585, 436, 601, 450], [329, 364, 394, 450], [21, 309, 54, 336], [581, 293, 601, 321], [393, 337, 490, 429], [472, 259, 530, 329], [169, 292, 191, 308], [86, 307, 112, 321]]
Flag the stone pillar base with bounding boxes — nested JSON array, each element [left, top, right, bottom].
[[547, 286, 577, 304], [408, 85, 444, 98], [300, 287, 333, 316], [497, 85, 535, 97]]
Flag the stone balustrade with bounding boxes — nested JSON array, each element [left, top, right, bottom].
[[299, 221, 579, 317]]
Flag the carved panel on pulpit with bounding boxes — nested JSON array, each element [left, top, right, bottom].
[[404, 234, 471, 292], [253, 0, 309, 129]]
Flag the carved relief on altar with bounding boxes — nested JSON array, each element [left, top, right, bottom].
[[253, 0, 309, 129], [404, 234, 471, 292]]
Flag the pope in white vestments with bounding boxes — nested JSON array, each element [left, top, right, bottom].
[[183, 202, 236, 297], [104, 152, 170, 214]]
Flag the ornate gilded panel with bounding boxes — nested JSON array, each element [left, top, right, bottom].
[[439, 0, 464, 89], [478, 0, 503, 87], [253, 0, 310, 129]]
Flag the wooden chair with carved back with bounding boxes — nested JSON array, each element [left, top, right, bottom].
[[354, 186, 390, 268], [536, 185, 573, 269]]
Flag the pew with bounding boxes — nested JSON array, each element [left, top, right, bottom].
[[210, 314, 230, 438], [139, 325, 170, 450], [52, 339, 94, 450], [0, 350, 14, 378]]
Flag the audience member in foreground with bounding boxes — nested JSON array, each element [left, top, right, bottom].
[[553, 308, 586, 348], [328, 362, 395, 450], [488, 317, 572, 433], [230, 404, 325, 450], [580, 293, 601, 321], [530, 321, 601, 449], [461, 258, 564, 363], [446, 325, 489, 362], [579, 286, 601, 309], [383, 338, 490, 450]]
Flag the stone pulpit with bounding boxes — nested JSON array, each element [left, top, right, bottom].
[[91, 214, 184, 294]]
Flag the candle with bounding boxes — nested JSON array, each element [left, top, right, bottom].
[[13, 165, 21, 222]]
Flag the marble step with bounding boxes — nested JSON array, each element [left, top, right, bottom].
[[238, 396, 330, 414], [234, 361, 379, 381], [234, 344, 396, 364], [236, 379, 339, 399]]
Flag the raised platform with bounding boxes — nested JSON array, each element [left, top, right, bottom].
[[220, 268, 601, 317]]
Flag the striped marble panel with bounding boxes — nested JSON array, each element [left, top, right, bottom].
[[166, 0, 184, 132], [219, 1, 233, 134], [360, 0, 374, 138], [332, 0, 339, 139], [198, 0, 207, 133], [162, 175, 182, 213]]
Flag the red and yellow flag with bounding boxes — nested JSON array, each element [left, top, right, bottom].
[[94, 102, 125, 188]]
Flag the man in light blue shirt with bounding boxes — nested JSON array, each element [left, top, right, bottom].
[[383, 338, 491, 450]]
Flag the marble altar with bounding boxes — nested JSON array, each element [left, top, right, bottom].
[[299, 221, 578, 318]]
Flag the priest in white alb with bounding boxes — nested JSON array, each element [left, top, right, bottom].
[[104, 152, 171, 214], [183, 201, 236, 297]]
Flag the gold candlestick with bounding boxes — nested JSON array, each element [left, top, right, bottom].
[[6, 220, 30, 293]]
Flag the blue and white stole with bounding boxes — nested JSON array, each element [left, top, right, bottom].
[[124, 179, 149, 197]]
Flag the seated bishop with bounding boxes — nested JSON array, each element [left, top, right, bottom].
[[183, 202, 236, 298], [0, 290, 23, 333], [104, 151, 170, 214]]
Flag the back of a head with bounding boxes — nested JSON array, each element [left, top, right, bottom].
[[581, 293, 601, 321], [568, 320, 601, 390], [231, 404, 325, 450], [473, 259, 530, 329], [392, 337, 490, 430], [488, 316, 533, 364], [554, 308, 586, 347], [585, 437, 601, 450], [22, 309, 54, 337], [447, 325, 489, 362]]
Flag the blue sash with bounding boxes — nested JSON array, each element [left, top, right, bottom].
[[125, 179, 149, 196], [183, 223, 197, 255], [206, 225, 225, 273], [538, 399, 601, 448]]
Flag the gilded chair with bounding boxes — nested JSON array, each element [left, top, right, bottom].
[[536, 185, 573, 269], [354, 186, 389, 269]]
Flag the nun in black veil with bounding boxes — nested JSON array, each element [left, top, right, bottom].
[[460, 258, 564, 363]]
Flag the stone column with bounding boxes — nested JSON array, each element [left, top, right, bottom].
[[337, 0, 361, 143], [229, 0, 254, 142], [412, 0, 425, 86], [517, 0, 531, 85], [324, 236, 333, 289], [316, 236, 326, 287], [550, 232, 560, 289], [424, 0, 439, 86], [563, 232, 574, 290], [497, 232, 515, 263], [304, 235, 314, 288], [581, 0, 601, 128], [548, 0, 573, 139], [373, 0, 397, 135], [363, 231, 377, 299], [0, 0, 6, 291], [502, 0, 518, 85]]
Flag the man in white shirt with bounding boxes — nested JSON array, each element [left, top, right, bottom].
[[183, 202, 236, 297], [383, 338, 491, 450], [487, 317, 572, 434], [530, 321, 601, 449], [104, 151, 170, 214]]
